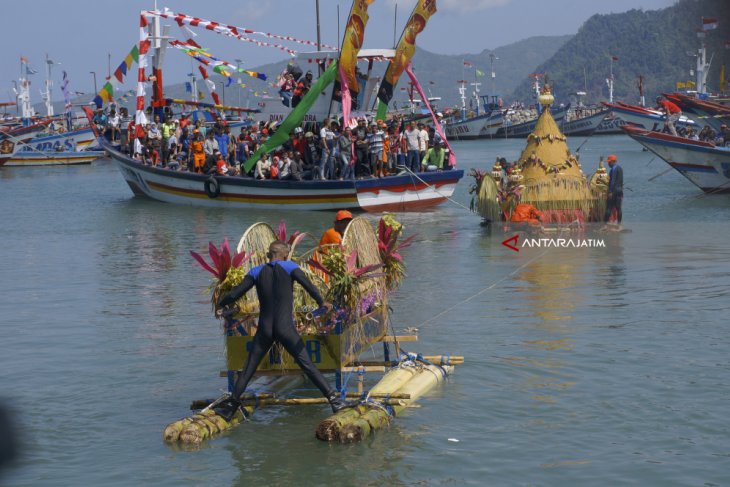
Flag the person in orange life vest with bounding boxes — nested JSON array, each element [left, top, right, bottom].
[[510, 203, 543, 226], [215, 153, 229, 176], [656, 95, 682, 137], [319, 210, 353, 247]]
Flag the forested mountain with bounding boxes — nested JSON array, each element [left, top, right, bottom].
[[510, 0, 730, 105]]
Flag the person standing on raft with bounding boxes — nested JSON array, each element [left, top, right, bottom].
[[214, 241, 355, 420], [604, 154, 623, 226]]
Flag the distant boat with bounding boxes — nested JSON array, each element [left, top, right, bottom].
[[663, 92, 730, 133], [561, 106, 610, 136], [2, 149, 105, 167], [602, 101, 697, 132], [443, 74, 505, 140], [0, 128, 99, 167], [443, 110, 504, 140], [622, 125, 730, 193], [497, 104, 569, 138]]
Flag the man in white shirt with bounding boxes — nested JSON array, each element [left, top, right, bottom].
[[318, 118, 335, 179], [404, 122, 421, 172], [417, 122, 429, 165]]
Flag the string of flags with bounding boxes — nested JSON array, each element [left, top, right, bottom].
[[93, 45, 140, 108], [169, 40, 267, 81], [145, 9, 338, 57]]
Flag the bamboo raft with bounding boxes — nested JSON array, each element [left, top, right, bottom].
[[165, 216, 462, 445]]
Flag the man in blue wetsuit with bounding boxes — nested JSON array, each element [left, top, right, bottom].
[[214, 240, 354, 420]]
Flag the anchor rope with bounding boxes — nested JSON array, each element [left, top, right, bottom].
[[417, 248, 551, 328], [401, 166, 473, 212]]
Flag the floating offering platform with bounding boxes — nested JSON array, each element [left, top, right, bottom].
[[164, 215, 461, 445]]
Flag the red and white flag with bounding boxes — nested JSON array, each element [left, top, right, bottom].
[[610, 55, 619, 61], [463, 60, 472, 68], [725, 40, 730, 49], [702, 17, 718, 30]]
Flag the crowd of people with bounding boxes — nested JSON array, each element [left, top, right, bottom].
[[97, 107, 453, 180]]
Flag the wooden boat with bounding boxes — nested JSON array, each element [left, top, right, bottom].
[[561, 107, 610, 136], [497, 104, 569, 138], [623, 125, 730, 193], [102, 139, 462, 211], [443, 86, 505, 140], [664, 92, 730, 133], [0, 128, 100, 167], [444, 110, 504, 140], [3, 150, 105, 167], [602, 101, 697, 132]]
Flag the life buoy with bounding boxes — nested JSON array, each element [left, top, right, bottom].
[[204, 176, 220, 198]]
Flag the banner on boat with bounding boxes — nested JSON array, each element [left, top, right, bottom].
[[335, 0, 374, 106], [377, 0, 437, 106]]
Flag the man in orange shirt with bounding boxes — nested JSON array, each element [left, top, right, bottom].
[[319, 210, 353, 246], [656, 96, 682, 136]]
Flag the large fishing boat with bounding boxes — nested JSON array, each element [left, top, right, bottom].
[[101, 139, 461, 211], [97, 7, 463, 211], [622, 125, 730, 193]]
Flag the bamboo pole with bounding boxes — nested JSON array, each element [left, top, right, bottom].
[[191, 392, 412, 409], [164, 375, 303, 445]]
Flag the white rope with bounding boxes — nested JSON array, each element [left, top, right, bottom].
[[419, 248, 550, 327], [401, 165, 473, 212]]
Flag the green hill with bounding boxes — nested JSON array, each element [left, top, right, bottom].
[[510, 0, 730, 105]]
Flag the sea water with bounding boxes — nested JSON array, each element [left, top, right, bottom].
[[1, 135, 729, 486]]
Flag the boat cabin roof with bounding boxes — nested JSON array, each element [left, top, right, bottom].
[[296, 49, 396, 62]]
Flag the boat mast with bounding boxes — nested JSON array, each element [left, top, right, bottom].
[[458, 79, 467, 120], [149, 12, 170, 122], [43, 53, 55, 117], [637, 75, 645, 107], [606, 56, 615, 103], [489, 52, 498, 97], [470, 70, 481, 117], [531, 73, 542, 113], [18, 58, 33, 124], [695, 43, 710, 97]]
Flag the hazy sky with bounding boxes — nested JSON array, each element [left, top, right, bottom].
[[2, 0, 675, 102]]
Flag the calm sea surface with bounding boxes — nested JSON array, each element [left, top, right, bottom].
[[1, 135, 729, 486]]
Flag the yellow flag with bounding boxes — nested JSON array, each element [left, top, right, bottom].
[[378, 0, 438, 105], [338, 0, 375, 96]]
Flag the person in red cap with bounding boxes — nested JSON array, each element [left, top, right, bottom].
[[319, 210, 353, 247], [604, 154, 623, 226]]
